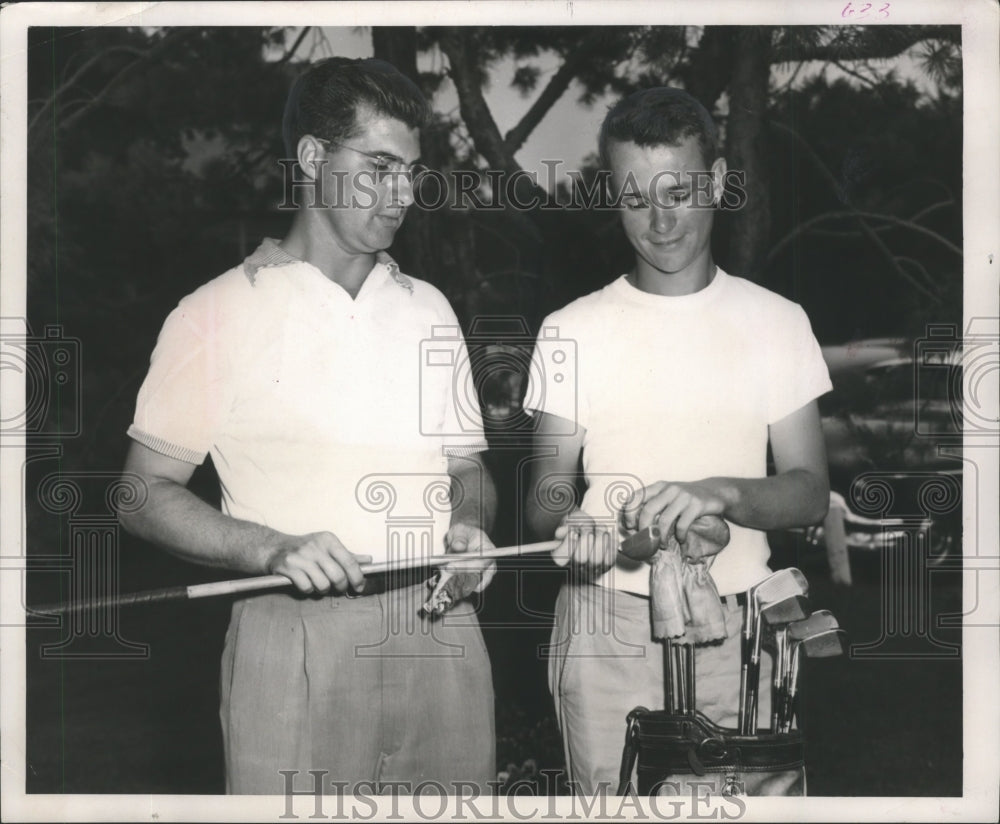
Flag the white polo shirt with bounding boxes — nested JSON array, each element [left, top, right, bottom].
[[129, 240, 487, 561]]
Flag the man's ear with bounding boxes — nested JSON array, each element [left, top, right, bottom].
[[297, 135, 326, 182], [710, 156, 728, 206]]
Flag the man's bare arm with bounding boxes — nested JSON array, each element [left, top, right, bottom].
[[119, 440, 369, 593], [623, 400, 831, 541], [446, 451, 497, 536], [524, 412, 586, 541]]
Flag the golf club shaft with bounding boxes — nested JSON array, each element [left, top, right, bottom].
[[771, 628, 787, 733], [31, 539, 560, 615], [676, 645, 684, 715], [686, 644, 696, 716], [782, 645, 803, 733], [664, 640, 675, 714], [737, 598, 753, 732], [743, 612, 766, 734]]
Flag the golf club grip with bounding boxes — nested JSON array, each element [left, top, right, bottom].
[[30, 585, 191, 615]]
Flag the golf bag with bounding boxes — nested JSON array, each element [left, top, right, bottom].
[[617, 707, 806, 797]]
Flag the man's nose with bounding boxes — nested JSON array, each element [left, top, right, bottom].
[[388, 170, 414, 207], [650, 205, 676, 234]]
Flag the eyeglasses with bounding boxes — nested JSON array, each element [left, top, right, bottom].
[[317, 138, 422, 183]]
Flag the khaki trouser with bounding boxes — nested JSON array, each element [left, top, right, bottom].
[[549, 583, 772, 796], [220, 584, 495, 795]]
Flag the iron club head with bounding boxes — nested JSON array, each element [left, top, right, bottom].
[[760, 594, 812, 628], [787, 611, 841, 641], [781, 627, 848, 732]]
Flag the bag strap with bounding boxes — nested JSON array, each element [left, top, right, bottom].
[[617, 707, 647, 795]]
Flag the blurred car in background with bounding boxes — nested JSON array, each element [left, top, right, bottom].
[[819, 337, 961, 485], [807, 337, 963, 569]]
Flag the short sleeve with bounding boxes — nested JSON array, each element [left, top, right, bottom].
[[766, 304, 833, 424], [523, 314, 583, 429], [127, 294, 234, 464]]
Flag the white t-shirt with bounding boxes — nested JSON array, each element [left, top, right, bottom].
[[525, 269, 832, 596], [129, 242, 487, 562]]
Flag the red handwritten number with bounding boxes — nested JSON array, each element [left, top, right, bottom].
[[844, 0, 890, 18]]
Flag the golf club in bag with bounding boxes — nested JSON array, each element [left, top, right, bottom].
[[618, 597, 806, 797]]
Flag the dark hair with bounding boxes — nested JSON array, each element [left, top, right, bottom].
[[282, 57, 430, 159], [598, 87, 719, 168]]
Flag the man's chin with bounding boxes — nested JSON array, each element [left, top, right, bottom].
[[641, 253, 690, 276]]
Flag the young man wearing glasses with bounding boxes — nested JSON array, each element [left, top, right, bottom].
[[525, 87, 832, 794], [120, 58, 497, 795]]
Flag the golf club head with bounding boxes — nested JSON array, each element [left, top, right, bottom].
[[760, 594, 811, 626], [620, 525, 661, 561], [744, 568, 805, 644], [799, 628, 848, 660], [787, 611, 840, 641], [753, 569, 809, 616], [756, 594, 811, 654]]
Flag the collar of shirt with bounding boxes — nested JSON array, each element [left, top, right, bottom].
[[242, 237, 413, 295]]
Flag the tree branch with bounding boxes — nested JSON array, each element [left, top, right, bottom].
[[771, 26, 958, 65], [765, 209, 952, 300], [438, 28, 516, 174], [830, 59, 881, 89], [29, 43, 148, 133], [31, 29, 198, 137], [276, 26, 311, 65], [767, 120, 956, 303], [503, 32, 607, 156], [788, 204, 960, 253]]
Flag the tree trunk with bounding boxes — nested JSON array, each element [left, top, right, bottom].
[[370, 27, 417, 75], [725, 27, 773, 279], [372, 27, 480, 317]]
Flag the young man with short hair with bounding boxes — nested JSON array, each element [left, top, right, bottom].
[[120, 58, 497, 795], [525, 87, 832, 794]]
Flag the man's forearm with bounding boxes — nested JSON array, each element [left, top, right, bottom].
[[119, 478, 286, 575], [449, 456, 497, 533], [705, 469, 829, 531]]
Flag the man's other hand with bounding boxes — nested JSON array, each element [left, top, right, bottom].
[[443, 523, 497, 593], [552, 508, 618, 574], [621, 480, 731, 544], [267, 532, 371, 594]]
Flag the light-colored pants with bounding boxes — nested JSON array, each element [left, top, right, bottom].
[[548, 583, 772, 796], [220, 584, 495, 795]]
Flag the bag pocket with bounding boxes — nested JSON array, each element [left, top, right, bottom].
[[619, 708, 806, 797]]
